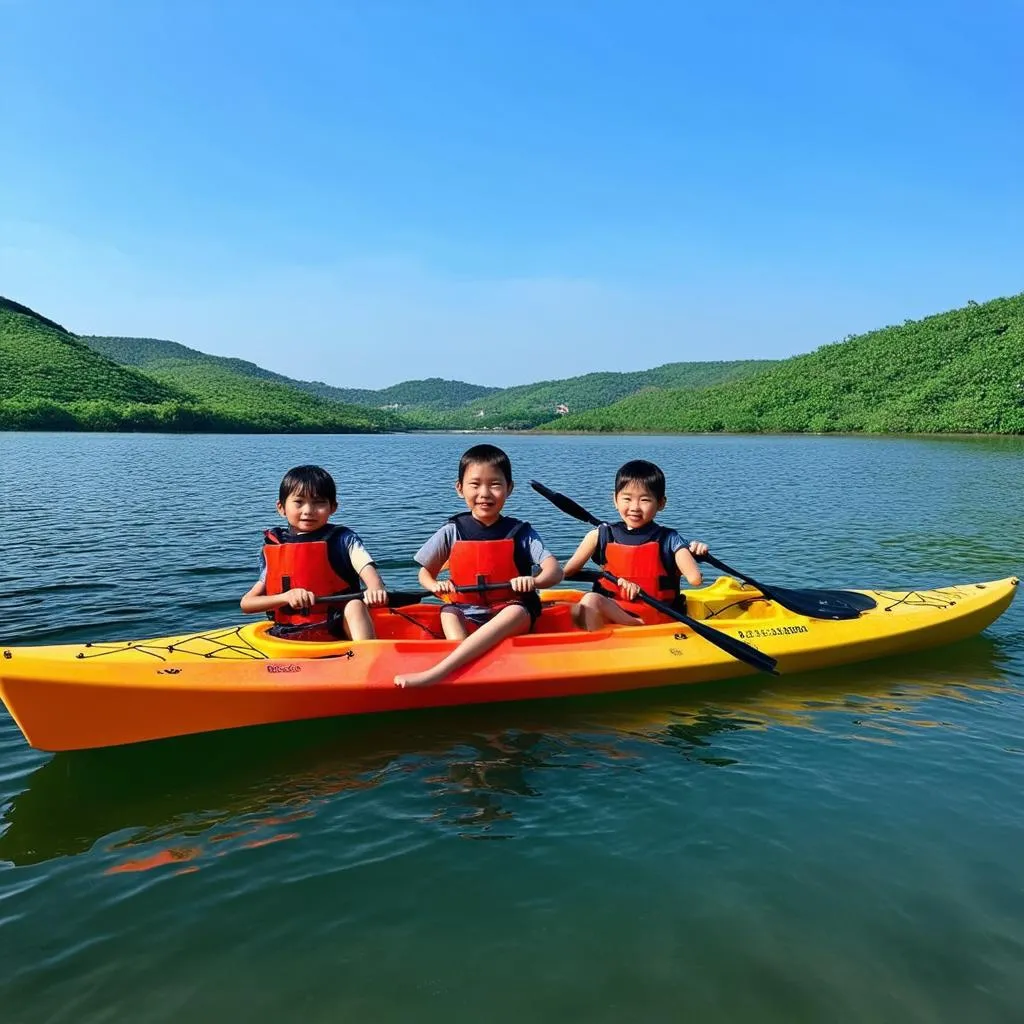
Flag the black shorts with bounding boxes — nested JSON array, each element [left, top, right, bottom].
[[441, 592, 542, 629]]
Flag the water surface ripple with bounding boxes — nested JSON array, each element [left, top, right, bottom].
[[1, 432, 1022, 1022]]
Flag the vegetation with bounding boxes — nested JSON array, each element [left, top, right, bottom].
[[85, 334, 774, 429], [546, 295, 1024, 435], [2, 302, 186, 406], [406, 361, 776, 430], [0, 300, 219, 431], [303, 377, 499, 409], [85, 336, 495, 410], [2, 300, 398, 432], [136, 361, 400, 432], [9, 292, 1023, 436]]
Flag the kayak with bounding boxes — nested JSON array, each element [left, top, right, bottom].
[[0, 575, 1018, 752]]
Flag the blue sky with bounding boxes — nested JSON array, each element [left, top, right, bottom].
[[2, 0, 1021, 388]]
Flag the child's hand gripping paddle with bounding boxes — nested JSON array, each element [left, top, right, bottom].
[[529, 480, 871, 620], [529, 480, 778, 676]]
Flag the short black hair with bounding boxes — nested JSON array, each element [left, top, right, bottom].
[[614, 459, 666, 501], [278, 464, 337, 505], [458, 443, 513, 484]]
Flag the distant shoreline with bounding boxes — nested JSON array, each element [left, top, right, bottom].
[[3, 426, 1021, 441]]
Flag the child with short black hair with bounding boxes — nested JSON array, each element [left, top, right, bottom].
[[562, 459, 707, 630], [394, 443, 562, 687], [240, 464, 387, 640]]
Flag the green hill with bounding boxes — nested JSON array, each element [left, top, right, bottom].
[[403, 360, 777, 429], [546, 294, 1024, 435], [136, 360, 400, 432], [84, 334, 773, 429], [302, 377, 499, 409], [2, 302, 185, 406], [84, 336, 488, 413], [0, 298, 219, 431], [1, 301, 399, 432], [84, 334, 401, 431]]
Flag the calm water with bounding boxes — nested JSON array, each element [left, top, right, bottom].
[[1, 431, 1023, 1023]]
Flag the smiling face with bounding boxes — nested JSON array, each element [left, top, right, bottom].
[[456, 460, 512, 525], [614, 479, 666, 530], [277, 488, 337, 533]]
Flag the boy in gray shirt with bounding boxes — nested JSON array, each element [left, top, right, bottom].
[[395, 444, 562, 687]]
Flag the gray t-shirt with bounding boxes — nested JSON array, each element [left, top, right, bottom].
[[415, 518, 554, 619], [415, 520, 553, 576]]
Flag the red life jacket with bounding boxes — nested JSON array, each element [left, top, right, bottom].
[[446, 513, 534, 608], [263, 524, 360, 626], [594, 521, 681, 624]]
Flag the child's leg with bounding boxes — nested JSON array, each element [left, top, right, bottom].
[[571, 592, 644, 632], [439, 606, 470, 640], [342, 599, 376, 641], [395, 605, 531, 688]]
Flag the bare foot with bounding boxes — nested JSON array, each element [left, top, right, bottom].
[[394, 668, 447, 688]]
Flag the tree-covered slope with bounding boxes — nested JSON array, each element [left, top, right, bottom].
[[2, 303, 186, 405], [85, 336, 493, 410], [83, 334, 400, 430], [406, 360, 777, 429], [308, 377, 500, 409], [84, 334, 773, 428], [0, 299, 221, 430], [138, 361, 400, 432], [2, 301, 399, 432], [548, 295, 1024, 435]]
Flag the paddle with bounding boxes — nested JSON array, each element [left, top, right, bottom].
[[697, 553, 875, 617], [529, 479, 871, 620], [319, 582, 524, 606], [319, 590, 430, 608], [528, 481, 777, 674], [278, 584, 536, 641]]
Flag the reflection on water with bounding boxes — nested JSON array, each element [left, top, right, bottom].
[[2, 632, 1013, 870]]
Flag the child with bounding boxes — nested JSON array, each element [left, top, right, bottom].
[[394, 443, 562, 688], [562, 459, 708, 630], [240, 464, 388, 640]]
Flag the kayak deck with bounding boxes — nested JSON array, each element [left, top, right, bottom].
[[0, 576, 1018, 752]]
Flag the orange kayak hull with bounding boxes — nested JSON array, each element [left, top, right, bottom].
[[1, 577, 1017, 752]]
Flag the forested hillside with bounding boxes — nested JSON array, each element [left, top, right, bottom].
[[11, 293, 1023, 436], [85, 334, 774, 429], [548, 295, 1024, 435], [305, 377, 499, 409], [0, 300, 216, 431], [84, 336, 492, 411], [412, 360, 776, 429], [139, 361, 399, 432], [2, 301, 398, 432]]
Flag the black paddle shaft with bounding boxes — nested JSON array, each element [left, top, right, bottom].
[[529, 479, 870, 620], [528, 481, 777, 675], [318, 581, 523, 606]]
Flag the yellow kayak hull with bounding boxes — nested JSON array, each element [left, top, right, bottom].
[[0, 576, 1017, 752]]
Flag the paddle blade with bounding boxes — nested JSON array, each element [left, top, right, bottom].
[[767, 586, 874, 618], [702, 553, 873, 619], [529, 480, 603, 527]]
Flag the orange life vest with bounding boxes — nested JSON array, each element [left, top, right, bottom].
[[594, 522, 682, 624], [446, 513, 534, 609], [263, 525, 360, 626]]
